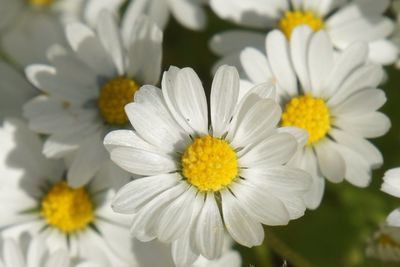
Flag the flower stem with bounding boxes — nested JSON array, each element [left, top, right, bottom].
[[266, 230, 315, 267]]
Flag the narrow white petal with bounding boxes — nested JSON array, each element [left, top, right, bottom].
[[290, 26, 312, 91], [194, 193, 224, 259], [45, 250, 70, 267], [387, 209, 400, 227], [112, 173, 180, 214], [240, 47, 273, 84], [211, 65, 240, 137], [314, 140, 345, 183], [239, 133, 297, 168], [221, 190, 264, 247], [3, 239, 25, 267]]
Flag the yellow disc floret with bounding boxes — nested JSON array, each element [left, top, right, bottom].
[[282, 95, 331, 145], [97, 77, 140, 125], [279, 10, 324, 39], [29, 0, 53, 7], [41, 181, 94, 233], [181, 135, 238, 192]]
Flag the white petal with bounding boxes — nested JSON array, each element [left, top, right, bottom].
[[110, 146, 177, 176], [329, 128, 383, 168], [193, 193, 224, 259], [173, 68, 208, 135], [240, 47, 273, 84], [65, 22, 115, 77], [333, 112, 391, 138], [330, 88, 386, 116], [387, 209, 400, 227], [130, 182, 189, 241], [239, 133, 297, 168], [104, 129, 157, 153], [230, 99, 281, 148], [112, 173, 180, 214], [67, 133, 108, 187], [314, 140, 345, 183], [323, 42, 369, 98], [156, 187, 197, 242], [267, 30, 298, 97], [169, 0, 207, 30], [126, 16, 163, 85], [382, 168, 400, 198], [3, 239, 25, 267], [211, 65, 240, 137], [96, 10, 124, 75], [278, 126, 309, 148], [221, 190, 264, 247], [45, 250, 70, 267], [125, 99, 189, 153], [290, 26, 312, 91], [368, 39, 398, 65], [308, 30, 333, 96], [231, 181, 290, 225]]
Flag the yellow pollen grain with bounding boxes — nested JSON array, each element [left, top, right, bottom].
[[29, 0, 54, 7], [97, 77, 140, 125], [279, 10, 324, 39], [181, 135, 238, 192], [282, 95, 331, 145], [41, 181, 94, 233]]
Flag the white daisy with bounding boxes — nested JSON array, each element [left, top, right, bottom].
[[105, 65, 311, 266], [122, 0, 207, 31], [382, 168, 400, 227], [210, 0, 398, 67], [24, 10, 163, 187], [0, 61, 36, 121], [366, 225, 400, 262], [0, 235, 97, 267], [239, 26, 390, 209], [0, 119, 134, 266], [0, 0, 124, 66]]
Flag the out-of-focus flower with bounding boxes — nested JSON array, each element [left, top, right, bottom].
[[0, 235, 99, 267], [382, 168, 400, 227], [122, 0, 207, 31], [0, 0, 124, 66], [24, 10, 163, 187], [239, 26, 390, 209], [105, 65, 311, 267], [210, 0, 398, 68], [0, 119, 134, 266], [366, 225, 400, 262], [392, 0, 400, 68]]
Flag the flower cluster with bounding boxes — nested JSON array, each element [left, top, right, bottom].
[[0, 0, 399, 267]]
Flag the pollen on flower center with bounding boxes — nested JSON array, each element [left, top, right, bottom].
[[97, 77, 140, 125], [41, 181, 94, 233], [181, 135, 238, 192], [279, 10, 324, 39], [282, 95, 331, 145], [29, 0, 54, 7]]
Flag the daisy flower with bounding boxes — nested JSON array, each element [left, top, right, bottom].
[[0, 235, 97, 267], [239, 26, 390, 209], [24, 10, 162, 187], [0, 119, 134, 266], [382, 168, 400, 227], [122, 0, 207, 31], [210, 0, 398, 67], [105, 65, 311, 266], [392, 0, 400, 68], [0, 0, 124, 66], [366, 225, 400, 262]]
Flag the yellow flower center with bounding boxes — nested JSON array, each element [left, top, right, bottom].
[[379, 234, 400, 248], [282, 95, 331, 145], [181, 135, 238, 192], [28, 0, 54, 7], [97, 77, 140, 125], [279, 10, 324, 39], [41, 181, 94, 233]]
